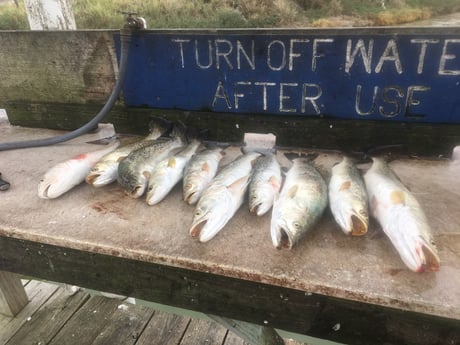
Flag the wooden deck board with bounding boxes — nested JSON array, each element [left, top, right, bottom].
[[0, 281, 306, 345], [0, 281, 59, 344], [5, 289, 89, 345]]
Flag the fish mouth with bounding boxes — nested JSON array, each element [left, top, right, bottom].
[[250, 201, 272, 216], [85, 173, 99, 185], [190, 219, 206, 239], [350, 213, 368, 236], [416, 240, 440, 272], [184, 191, 197, 205], [38, 183, 52, 199], [128, 185, 146, 199], [271, 223, 293, 249]]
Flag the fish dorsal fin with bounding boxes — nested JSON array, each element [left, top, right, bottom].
[[339, 181, 351, 191], [287, 185, 298, 198], [117, 155, 127, 163], [202, 162, 210, 172], [142, 171, 151, 179], [390, 190, 405, 205], [168, 157, 177, 168], [269, 175, 281, 190]]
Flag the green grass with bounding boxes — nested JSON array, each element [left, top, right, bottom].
[[0, 0, 459, 30]]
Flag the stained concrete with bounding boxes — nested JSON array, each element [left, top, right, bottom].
[[0, 118, 459, 322]]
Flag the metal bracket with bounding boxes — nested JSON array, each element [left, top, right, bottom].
[[122, 12, 147, 30]]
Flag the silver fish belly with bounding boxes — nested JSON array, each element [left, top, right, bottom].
[[329, 156, 369, 236], [248, 153, 282, 216], [189, 152, 261, 242], [364, 157, 440, 272], [271, 158, 328, 249], [182, 147, 224, 205], [117, 135, 185, 198], [38, 142, 119, 199], [146, 139, 201, 205]]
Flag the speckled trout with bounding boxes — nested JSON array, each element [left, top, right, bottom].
[[117, 125, 186, 198], [190, 152, 261, 242], [146, 139, 201, 205], [38, 141, 120, 199], [248, 153, 282, 216], [329, 156, 369, 236], [86, 122, 170, 187], [364, 157, 440, 272], [182, 147, 225, 205], [271, 158, 328, 249]]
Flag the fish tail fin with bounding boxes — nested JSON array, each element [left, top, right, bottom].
[[147, 116, 174, 139]]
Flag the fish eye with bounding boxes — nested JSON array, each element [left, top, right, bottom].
[[195, 209, 202, 216], [293, 221, 301, 229]]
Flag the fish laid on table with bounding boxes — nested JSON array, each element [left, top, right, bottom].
[[329, 156, 369, 236], [182, 147, 225, 205], [364, 157, 440, 272], [86, 119, 171, 187], [117, 125, 186, 198], [248, 153, 282, 216], [38, 141, 120, 199], [271, 158, 328, 249], [190, 152, 261, 242], [146, 139, 201, 205]]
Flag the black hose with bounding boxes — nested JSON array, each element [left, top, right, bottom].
[[0, 30, 132, 151]]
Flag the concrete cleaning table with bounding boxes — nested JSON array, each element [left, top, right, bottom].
[[0, 120, 459, 344]]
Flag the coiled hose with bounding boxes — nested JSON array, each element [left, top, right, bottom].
[[0, 30, 132, 151]]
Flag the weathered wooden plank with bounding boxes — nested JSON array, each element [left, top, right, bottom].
[[1, 238, 459, 345], [5, 102, 459, 157], [0, 280, 59, 344], [0, 271, 28, 317], [91, 301, 154, 345], [0, 31, 117, 105], [48, 295, 120, 345], [136, 310, 190, 345], [5, 289, 89, 345], [180, 318, 227, 345]]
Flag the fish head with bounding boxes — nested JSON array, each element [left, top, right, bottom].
[[145, 181, 169, 205], [270, 204, 307, 249], [85, 163, 118, 187], [398, 232, 440, 272], [333, 203, 369, 236], [189, 191, 232, 242], [249, 183, 278, 216], [118, 171, 149, 199], [183, 181, 201, 205], [38, 173, 69, 199]]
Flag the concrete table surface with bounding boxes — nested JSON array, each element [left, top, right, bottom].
[[0, 118, 459, 327]]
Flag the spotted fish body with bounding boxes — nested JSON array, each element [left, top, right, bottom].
[[189, 152, 261, 242], [182, 147, 224, 205], [364, 157, 440, 272], [86, 122, 170, 187], [329, 156, 369, 236], [38, 141, 120, 199], [117, 127, 186, 198], [271, 158, 328, 249], [248, 153, 282, 216], [146, 139, 201, 205]]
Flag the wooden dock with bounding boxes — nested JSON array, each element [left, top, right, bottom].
[[0, 280, 305, 345]]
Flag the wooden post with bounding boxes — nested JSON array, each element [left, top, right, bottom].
[[0, 271, 29, 317], [24, 0, 76, 30]]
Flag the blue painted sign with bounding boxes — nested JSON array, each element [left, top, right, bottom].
[[118, 28, 460, 123]]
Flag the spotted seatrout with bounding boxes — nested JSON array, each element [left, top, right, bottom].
[[86, 120, 171, 187], [189, 152, 261, 242], [364, 157, 440, 272], [329, 156, 369, 236], [271, 158, 328, 249], [146, 139, 201, 205], [117, 126, 186, 198], [248, 153, 282, 216], [38, 141, 120, 199], [182, 147, 225, 205]]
